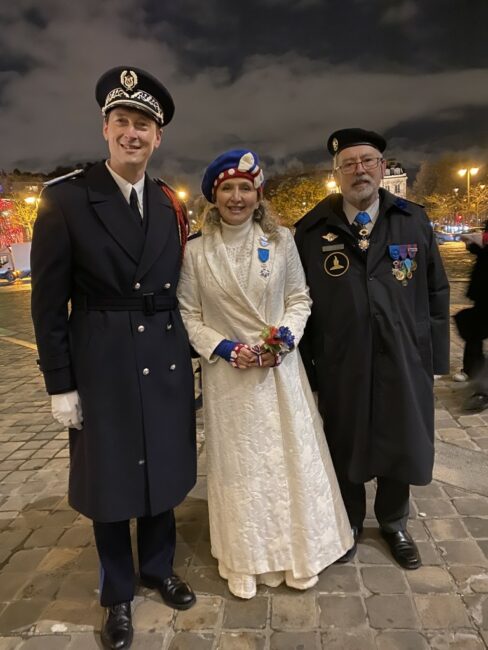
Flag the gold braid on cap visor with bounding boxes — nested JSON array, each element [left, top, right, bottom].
[[102, 88, 164, 124]]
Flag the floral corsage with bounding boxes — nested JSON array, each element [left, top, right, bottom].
[[257, 325, 295, 366]]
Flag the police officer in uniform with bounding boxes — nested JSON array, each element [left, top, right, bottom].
[[295, 129, 449, 570], [31, 67, 196, 649]]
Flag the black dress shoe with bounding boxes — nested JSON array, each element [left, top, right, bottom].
[[101, 602, 133, 650], [464, 393, 488, 412], [142, 574, 196, 610], [336, 526, 362, 563], [381, 529, 422, 570]]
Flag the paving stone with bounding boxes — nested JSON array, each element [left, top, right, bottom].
[[0, 638, 23, 649], [35, 601, 101, 633], [365, 594, 419, 629], [318, 594, 366, 627], [412, 484, 447, 498], [0, 530, 30, 551], [36, 547, 83, 573], [427, 631, 487, 649], [414, 498, 458, 517], [223, 596, 268, 629], [453, 498, 488, 516], [357, 539, 390, 564], [466, 426, 488, 439], [18, 637, 71, 649], [406, 566, 454, 593], [437, 428, 469, 442], [315, 565, 359, 592], [451, 515, 477, 539], [0, 598, 50, 634], [464, 594, 488, 628], [218, 631, 266, 650], [270, 632, 319, 650], [66, 635, 107, 650], [57, 526, 93, 548], [56, 572, 99, 602], [406, 519, 429, 541], [459, 415, 487, 427], [21, 572, 64, 600], [174, 596, 221, 631], [426, 518, 469, 540], [23, 526, 65, 548], [2, 548, 49, 573], [414, 594, 471, 628], [190, 539, 216, 567], [168, 632, 214, 649], [361, 566, 408, 593], [132, 598, 174, 631], [271, 594, 318, 630], [449, 566, 488, 593], [0, 574, 30, 602], [320, 629, 375, 650], [184, 566, 228, 597], [375, 630, 430, 650], [439, 540, 488, 565], [477, 540, 488, 559], [415, 540, 443, 565]]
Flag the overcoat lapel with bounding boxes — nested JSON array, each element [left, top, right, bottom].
[[367, 190, 412, 275], [203, 222, 266, 321], [135, 177, 174, 281], [87, 163, 145, 264]]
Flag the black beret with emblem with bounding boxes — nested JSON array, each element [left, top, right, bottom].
[[95, 66, 175, 126], [327, 128, 386, 156]]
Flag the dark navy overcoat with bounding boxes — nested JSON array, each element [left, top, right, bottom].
[[31, 162, 196, 521]]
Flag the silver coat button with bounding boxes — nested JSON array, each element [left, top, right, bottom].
[[143, 368, 150, 375], [134, 282, 141, 290], [169, 364, 176, 371], [137, 325, 145, 333], [164, 282, 171, 289], [166, 323, 172, 330], [138, 459, 145, 465]]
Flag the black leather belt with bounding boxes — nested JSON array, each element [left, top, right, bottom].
[[71, 293, 177, 316]]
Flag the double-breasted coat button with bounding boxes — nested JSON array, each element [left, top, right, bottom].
[[169, 364, 176, 371], [138, 459, 145, 465], [166, 323, 172, 330], [137, 325, 145, 333], [143, 368, 150, 375], [163, 282, 171, 289], [134, 282, 141, 290]]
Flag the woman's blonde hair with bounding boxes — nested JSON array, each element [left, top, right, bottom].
[[202, 199, 280, 241]]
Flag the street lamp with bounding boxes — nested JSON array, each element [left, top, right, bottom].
[[177, 190, 188, 201], [326, 180, 338, 194], [457, 167, 479, 217]]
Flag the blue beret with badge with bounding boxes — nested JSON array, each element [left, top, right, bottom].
[[95, 66, 175, 126], [201, 149, 265, 203], [327, 128, 386, 156]]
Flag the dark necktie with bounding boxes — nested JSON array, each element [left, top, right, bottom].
[[355, 211, 371, 227], [129, 187, 142, 222]]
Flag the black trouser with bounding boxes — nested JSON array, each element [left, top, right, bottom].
[[338, 475, 410, 533], [463, 339, 485, 379], [93, 509, 175, 606]]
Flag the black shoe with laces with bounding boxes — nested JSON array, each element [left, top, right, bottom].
[[101, 602, 133, 650]]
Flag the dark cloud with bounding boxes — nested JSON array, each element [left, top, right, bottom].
[[0, 0, 487, 188]]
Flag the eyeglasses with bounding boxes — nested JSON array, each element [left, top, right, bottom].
[[335, 156, 383, 175]]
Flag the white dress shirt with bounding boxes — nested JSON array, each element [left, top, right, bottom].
[[105, 161, 145, 218]]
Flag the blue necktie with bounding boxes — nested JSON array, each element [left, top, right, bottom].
[[355, 211, 371, 226]]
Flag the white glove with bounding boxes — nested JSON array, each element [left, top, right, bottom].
[[51, 390, 83, 430]]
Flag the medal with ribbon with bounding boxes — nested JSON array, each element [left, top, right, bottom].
[[258, 235, 270, 278], [389, 243, 418, 286]]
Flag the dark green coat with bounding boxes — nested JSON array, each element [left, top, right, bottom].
[[31, 162, 196, 522], [295, 190, 449, 486]]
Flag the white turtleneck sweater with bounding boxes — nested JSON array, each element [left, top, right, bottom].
[[220, 217, 255, 291]]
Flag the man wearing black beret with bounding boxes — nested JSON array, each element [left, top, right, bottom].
[[295, 128, 450, 570], [31, 67, 196, 649]]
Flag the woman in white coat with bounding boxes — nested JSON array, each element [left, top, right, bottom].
[[177, 149, 353, 599]]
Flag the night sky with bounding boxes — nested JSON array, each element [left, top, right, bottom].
[[1, 0, 488, 188]]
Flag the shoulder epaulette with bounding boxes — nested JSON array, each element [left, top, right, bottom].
[[43, 169, 84, 187]]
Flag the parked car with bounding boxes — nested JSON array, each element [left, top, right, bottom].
[[0, 242, 32, 282]]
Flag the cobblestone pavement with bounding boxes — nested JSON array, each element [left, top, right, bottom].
[[0, 283, 488, 649]]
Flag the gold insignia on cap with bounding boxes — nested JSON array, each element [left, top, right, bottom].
[[324, 252, 349, 277], [322, 232, 338, 242], [120, 70, 138, 92], [332, 137, 339, 152]]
